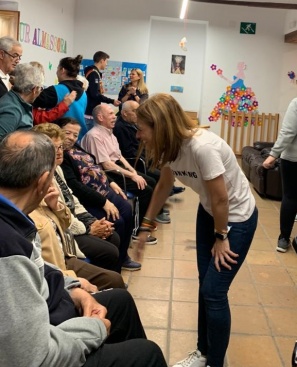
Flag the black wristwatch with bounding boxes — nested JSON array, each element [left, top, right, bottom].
[[214, 231, 228, 241]]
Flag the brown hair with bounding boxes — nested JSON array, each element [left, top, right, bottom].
[[93, 51, 109, 63], [32, 123, 65, 141], [59, 55, 83, 78], [136, 93, 198, 169]]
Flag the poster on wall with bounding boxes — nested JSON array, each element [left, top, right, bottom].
[[80, 59, 147, 95], [171, 55, 186, 74]]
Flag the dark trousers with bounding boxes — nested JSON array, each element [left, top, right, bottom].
[[75, 232, 120, 271], [85, 189, 134, 271], [280, 159, 297, 239], [65, 257, 125, 290], [83, 289, 167, 367], [108, 170, 156, 225], [196, 204, 258, 367]]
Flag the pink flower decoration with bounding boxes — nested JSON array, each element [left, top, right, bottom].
[[216, 69, 223, 75]]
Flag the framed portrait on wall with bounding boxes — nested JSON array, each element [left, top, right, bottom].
[[171, 55, 186, 74]]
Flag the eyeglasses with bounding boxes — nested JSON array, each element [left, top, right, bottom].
[[2, 50, 22, 61], [54, 144, 64, 152]]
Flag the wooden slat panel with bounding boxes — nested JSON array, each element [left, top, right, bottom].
[[220, 112, 279, 155]]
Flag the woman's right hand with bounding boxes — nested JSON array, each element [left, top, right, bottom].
[[103, 199, 119, 221]]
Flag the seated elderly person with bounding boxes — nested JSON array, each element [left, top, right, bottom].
[[33, 123, 126, 273], [57, 117, 157, 247], [0, 63, 44, 138], [81, 104, 160, 225], [29, 184, 126, 291], [0, 129, 167, 367]]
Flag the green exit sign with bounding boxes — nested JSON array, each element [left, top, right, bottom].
[[240, 22, 256, 35]]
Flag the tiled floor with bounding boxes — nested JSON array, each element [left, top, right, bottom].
[[122, 178, 297, 367]]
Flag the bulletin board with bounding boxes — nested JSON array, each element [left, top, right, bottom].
[[80, 59, 147, 96]]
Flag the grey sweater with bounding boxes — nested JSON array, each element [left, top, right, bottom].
[[270, 97, 297, 162], [0, 196, 107, 367]]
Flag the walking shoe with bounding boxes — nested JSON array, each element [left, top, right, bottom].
[[163, 208, 170, 215], [132, 234, 158, 245], [170, 186, 186, 196], [121, 257, 141, 271], [172, 350, 206, 367], [276, 237, 291, 253], [155, 213, 171, 224]]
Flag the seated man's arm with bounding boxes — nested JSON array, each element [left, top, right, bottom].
[[0, 252, 106, 367]]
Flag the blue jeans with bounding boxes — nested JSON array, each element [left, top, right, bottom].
[[196, 204, 258, 367]]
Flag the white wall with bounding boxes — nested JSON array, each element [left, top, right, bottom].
[[1, 0, 295, 135], [0, 0, 75, 85], [147, 17, 206, 112], [74, 0, 291, 135]]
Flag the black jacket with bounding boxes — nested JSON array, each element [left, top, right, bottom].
[[33, 80, 85, 109], [84, 65, 114, 115], [0, 78, 8, 98]]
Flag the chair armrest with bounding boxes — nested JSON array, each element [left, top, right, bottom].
[[126, 157, 147, 175], [105, 169, 127, 194], [253, 141, 274, 151]]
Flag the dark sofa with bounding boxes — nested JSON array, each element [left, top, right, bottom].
[[241, 142, 282, 200]]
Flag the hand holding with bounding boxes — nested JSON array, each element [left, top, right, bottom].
[[90, 218, 114, 239]]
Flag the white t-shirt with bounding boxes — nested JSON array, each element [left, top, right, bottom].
[[168, 129, 255, 222]]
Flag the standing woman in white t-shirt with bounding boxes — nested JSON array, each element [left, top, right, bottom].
[[134, 93, 258, 367]]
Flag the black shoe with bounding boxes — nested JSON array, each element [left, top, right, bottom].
[[276, 237, 291, 253], [170, 186, 185, 196]]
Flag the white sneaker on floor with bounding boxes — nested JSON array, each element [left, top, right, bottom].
[[172, 350, 206, 367]]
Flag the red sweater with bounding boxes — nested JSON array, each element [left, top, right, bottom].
[[33, 101, 69, 125]]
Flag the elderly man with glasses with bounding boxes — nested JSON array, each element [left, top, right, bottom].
[[0, 36, 22, 97], [0, 63, 44, 139]]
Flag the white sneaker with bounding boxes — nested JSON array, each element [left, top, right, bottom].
[[172, 350, 207, 367]]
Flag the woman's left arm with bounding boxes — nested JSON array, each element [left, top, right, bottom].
[[204, 175, 238, 271]]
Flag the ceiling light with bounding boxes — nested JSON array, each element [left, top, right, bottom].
[[180, 0, 188, 19]]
